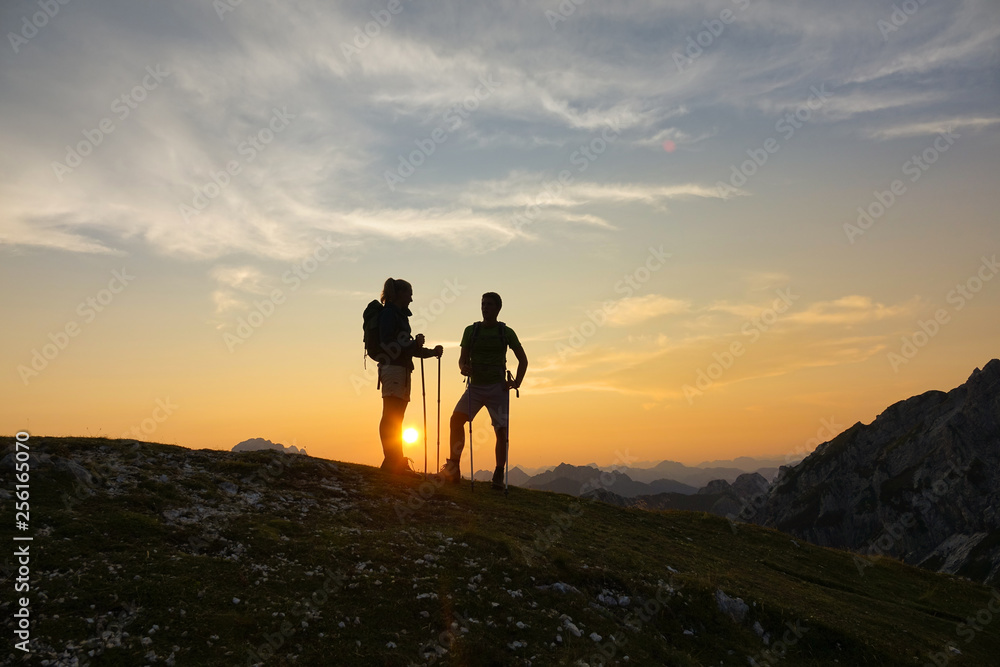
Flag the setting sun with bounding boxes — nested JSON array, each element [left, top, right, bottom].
[[402, 428, 419, 445]]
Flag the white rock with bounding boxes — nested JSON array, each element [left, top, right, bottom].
[[715, 589, 748, 624]]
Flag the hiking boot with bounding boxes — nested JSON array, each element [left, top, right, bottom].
[[382, 455, 421, 478], [436, 459, 461, 484], [491, 467, 505, 491], [396, 457, 422, 479]]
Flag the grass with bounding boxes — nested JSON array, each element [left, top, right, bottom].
[[1, 436, 998, 666]]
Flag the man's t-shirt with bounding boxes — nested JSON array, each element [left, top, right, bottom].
[[461, 323, 521, 386]]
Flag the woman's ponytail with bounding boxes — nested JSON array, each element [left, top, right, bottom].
[[380, 278, 396, 305]]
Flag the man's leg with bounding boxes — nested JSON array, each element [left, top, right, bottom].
[[492, 426, 508, 486], [484, 383, 510, 488], [449, 410, 468, 465]]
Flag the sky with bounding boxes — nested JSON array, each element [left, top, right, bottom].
[[2, 0, 998, 470]]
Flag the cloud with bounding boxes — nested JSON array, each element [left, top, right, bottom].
[[451, 174, 724, 213], [1, 0, 996, 264], [740, 272, 793, 292], [866, 117, 1000, 140], [209, 265, 273, 316], [784, 296, 921, 326], [210, 265, 272, 294], [605, 295, 692, 327], [336, 208, 515, 253], [815, 90, 946, 122]]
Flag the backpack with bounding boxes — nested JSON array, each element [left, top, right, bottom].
[[469, 321, 509, 349], [363, 300, 384, 365], [468, 321, 509, 371]]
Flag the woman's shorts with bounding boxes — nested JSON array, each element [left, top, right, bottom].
[[380, 364, 410, 402]]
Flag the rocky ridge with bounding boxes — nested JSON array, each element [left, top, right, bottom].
[[752, 359, 1000, 583]]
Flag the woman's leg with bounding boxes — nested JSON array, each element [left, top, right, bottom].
[[380, 396, 407, 468]]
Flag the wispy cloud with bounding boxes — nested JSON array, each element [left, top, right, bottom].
[[784, 296, 921, 326], [209, 265, 272, 316], [606, 295, 692, 327], [867, 117, 1000, 140]]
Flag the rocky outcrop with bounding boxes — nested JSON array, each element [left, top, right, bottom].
[[753, 360, 1000, 584]]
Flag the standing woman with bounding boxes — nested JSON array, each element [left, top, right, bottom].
[[377, 278, 443, 476]]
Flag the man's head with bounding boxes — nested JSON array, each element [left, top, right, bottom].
[[481, 292, 501, 321]]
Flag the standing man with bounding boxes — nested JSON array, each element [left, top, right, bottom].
[[439, 292, 528, 489]]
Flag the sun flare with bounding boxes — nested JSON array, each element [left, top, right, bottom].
[[402, 427, 418, 445]]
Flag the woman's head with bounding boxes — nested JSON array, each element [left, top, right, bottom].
[[381, 278, 413, 306]]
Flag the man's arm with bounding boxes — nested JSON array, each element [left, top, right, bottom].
[[458, 345, 471, 376], [510, 345, 528, 389]]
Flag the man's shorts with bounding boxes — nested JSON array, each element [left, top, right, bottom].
[[380, 364, 410, 402], [453, 381, 509, 428]]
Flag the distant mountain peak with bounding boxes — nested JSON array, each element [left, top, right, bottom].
[[232, 438, 306, 455]]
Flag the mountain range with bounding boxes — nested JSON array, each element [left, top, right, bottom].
[[474, 456, 788, 497]]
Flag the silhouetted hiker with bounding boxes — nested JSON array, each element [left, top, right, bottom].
[[438, 292, 527, 489], [371, 278, 443, 477]]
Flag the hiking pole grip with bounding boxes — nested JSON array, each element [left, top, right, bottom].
[[507, 370, 519, 398]]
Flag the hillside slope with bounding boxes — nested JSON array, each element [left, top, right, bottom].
[[753, 360, 1000, 584], [2, 436, 999, 666]]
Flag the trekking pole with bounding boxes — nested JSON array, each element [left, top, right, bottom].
[[436, 356, 441, 474], [505, 370, 519, 498], [467, 374, 474, 492], [421, 358, 428, 478]]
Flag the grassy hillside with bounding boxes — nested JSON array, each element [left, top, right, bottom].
[[3, 436, 999, 666]]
